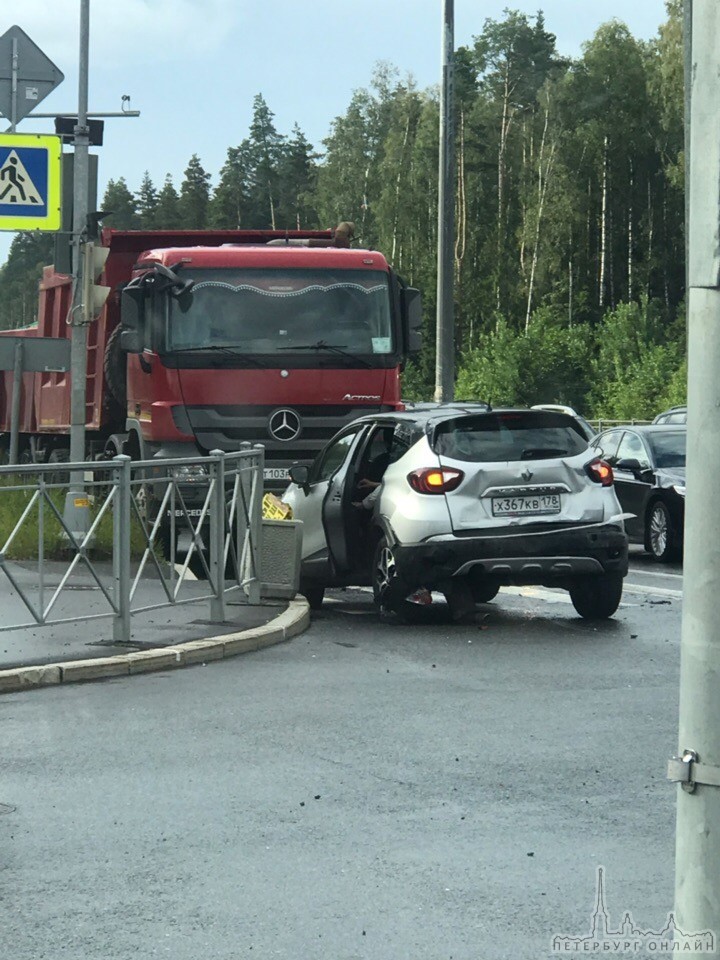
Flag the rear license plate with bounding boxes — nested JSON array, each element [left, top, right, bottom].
[[264, 467, 289, 481], [491, 494, 561, 517]]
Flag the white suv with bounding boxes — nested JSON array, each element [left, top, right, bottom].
[[283, 406, 628, 620]]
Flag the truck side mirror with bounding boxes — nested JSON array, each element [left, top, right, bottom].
[[120, 285, 146, 353], [400, 287, 422, 355], [119, 328, 143, 354]]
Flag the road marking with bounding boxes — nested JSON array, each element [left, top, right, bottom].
[[628, 567, 683, 581], [499, 586, 638, 607], [623, 582, 682, 599]]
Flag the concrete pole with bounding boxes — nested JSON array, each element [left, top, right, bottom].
[[434, 0, 455, 403], [683, 0, 692, 300], [673, 1, 720, 949], [69, 0, 90, 467]]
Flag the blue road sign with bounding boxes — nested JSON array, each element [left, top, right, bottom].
[[0, 133, 61, 231]]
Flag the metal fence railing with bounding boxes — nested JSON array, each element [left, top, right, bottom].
[[587, 419, 653, 433], [0, 444, 264, 644]]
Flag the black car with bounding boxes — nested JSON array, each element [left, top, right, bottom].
[[653, 405, 687, 425], [590, 425, 686, 562]]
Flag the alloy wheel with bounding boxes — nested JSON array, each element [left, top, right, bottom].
[[649, 504, 668, 557], [375, 544, 397, 596]]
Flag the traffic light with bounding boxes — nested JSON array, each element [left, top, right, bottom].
[[81, 241, 110, 323]]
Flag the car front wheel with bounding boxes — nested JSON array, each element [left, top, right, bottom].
[[372, 536, 426, 622], [646, 500, 678, 563], [568, 572, 623, 620]]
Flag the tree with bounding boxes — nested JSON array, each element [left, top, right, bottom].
[[245, 94, 285, 228], [101, 177, 138, 229], [210, 144, 251, 229], [155, 174, 181, 228], [0, 233, 53, 330], [178, 154, 211, 229], [136, 171, 159, 229], [276, 124, 318, 229]]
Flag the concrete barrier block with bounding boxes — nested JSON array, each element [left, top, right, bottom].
[[60, 657, 130, 682], [127, 650, 182, 674], [176, 641, 224, 664], [0, 665, 61, 692]]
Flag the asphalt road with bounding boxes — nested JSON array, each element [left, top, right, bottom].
[[1, 548, 684, 959]]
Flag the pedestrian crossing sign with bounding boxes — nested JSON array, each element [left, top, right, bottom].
[[0, 133, 61, 231]]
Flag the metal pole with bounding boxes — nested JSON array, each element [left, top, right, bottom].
[[434, 0, 455, 403], [63, 0, 92, 541], [10, 37, 18, 133], [9, 339, 23, 465], [246, 445, 265, 605], [209, 450, 226, 623], [112, 455, 131, 644], [70, 0, 90, 467], [673, 1, 720, 949]]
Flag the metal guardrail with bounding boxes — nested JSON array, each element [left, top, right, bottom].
[[0, 444, 264, 644], [588, 419, 652, 433]]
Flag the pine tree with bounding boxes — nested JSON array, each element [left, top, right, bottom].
[[101, 177, 139, 229], [136, 171, 159, 229], [276, 124, 318, 229], [245, 94, 285, 228], [155, 174, 181, 228], [178, 154, 211, 229], [210, 143, 252, 229]]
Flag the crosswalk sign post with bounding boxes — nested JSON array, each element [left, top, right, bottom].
[[0, 133, 61, 231]]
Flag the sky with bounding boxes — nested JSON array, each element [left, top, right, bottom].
[[0, 0, 668, 266]]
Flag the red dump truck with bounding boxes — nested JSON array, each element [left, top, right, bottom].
[[0, 226, 422, 483]]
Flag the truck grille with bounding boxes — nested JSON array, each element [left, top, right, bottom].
[[175, 404, 393, 468]]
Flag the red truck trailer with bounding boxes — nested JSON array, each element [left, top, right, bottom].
[[0, 225, 422, 484]]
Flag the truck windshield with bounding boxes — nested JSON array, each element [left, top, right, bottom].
[[165, 268, 394, 357]]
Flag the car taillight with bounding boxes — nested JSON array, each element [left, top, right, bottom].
[[585, 458, 614, 486], [407, 467, 464, 494]]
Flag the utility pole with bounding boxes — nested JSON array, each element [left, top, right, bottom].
[[63, 0, 92, 538], [434, 0, 454, 403], [70, 0, 90, 466], [672, 0, 720, 949]]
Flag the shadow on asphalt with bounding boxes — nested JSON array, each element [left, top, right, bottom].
[[313, 588, 626, 639]]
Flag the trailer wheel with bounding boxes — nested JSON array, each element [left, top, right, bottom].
[[104, 325, 127, 410], [47, 448, 70, 486]]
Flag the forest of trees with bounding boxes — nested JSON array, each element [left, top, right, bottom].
[[0, 3, 687, 419]]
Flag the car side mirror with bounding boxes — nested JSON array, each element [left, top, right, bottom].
[[615, 457, 643, 473], [289, 464, 310, 492]]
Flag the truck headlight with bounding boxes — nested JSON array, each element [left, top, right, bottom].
[[171, 463, 208, 482]]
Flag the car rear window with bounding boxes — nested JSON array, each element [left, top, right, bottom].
[[432, 412, 589, 463]]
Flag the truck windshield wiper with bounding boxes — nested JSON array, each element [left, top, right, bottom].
[[277, 340, 372, 368], [166, 345, 266, 368]]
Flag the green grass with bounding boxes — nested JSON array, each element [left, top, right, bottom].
[[0, 478, 146, 561]]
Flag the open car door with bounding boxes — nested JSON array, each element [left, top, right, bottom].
[[322, 425, 371, 577]]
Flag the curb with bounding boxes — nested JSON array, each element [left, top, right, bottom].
[[0, 596, 310, 694]]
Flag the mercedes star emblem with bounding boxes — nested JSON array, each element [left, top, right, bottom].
[[268, 408, 301, 442]]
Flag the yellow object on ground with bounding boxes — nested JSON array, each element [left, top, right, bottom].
[[262, 493, 293, 520]]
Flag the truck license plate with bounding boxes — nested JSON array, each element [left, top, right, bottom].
[[491, 494, 561, 517], [263, 467, 289, 481]]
